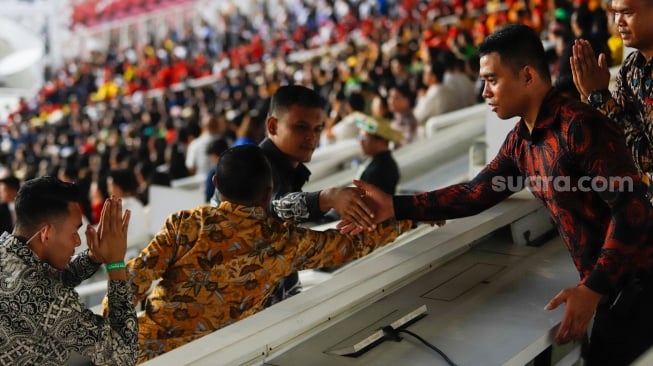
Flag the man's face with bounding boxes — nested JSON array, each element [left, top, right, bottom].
[[267, 104, 325, 165], [480, 52, 525, 120], [611, 0, 653, 54], [42, 202, 83, 270]]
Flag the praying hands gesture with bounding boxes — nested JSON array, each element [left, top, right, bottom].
[[86, 196, 131, 266], [571, 39, 611, 101]]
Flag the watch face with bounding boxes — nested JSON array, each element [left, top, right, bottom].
[[589, 90, 606, 105]]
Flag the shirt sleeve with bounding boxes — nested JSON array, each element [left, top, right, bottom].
[[126, 210, 193, 305], [55, 280, 138, 365], [274, 218, 413, 271], [61, 250, 101, 287], [270, 191, 323, 222], [393, 131, 522, 221], [568, 114, 653, 294], [601, 54, 653, 173]]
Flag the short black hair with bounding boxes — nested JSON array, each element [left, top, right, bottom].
[[108, 169, 138, 194], [0, 176, 20, 191], [391, 82, 416, 108], [206, 138, 230, 156], [347, 92, 366, 112], [216, 145, 272, 205], [15, 176, 81, 231], [267, 85, 326, 118], [429, 60, 446, 83], [478, 24, 550, 81]]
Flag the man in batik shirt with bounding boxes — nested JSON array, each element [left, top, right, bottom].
[[0, 177, 136, 365], [571, 0, 653, 181], [119, 145, 412, 362]]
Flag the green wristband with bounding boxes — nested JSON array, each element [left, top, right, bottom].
[[105, 261, 126, 272]]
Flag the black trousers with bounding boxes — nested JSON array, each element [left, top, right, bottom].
[[584, 275, 653, 366]]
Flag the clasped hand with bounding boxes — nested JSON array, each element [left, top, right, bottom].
[[86, 196, 131, 264]]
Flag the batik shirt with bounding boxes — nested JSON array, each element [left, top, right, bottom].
[[0, 232, 138, 365], [598, 50, 653, 175], [124, 202, 411, 362], [394, 89, 653, 297]]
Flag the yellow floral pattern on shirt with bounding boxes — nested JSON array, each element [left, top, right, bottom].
[[124, 201, 411, 362]]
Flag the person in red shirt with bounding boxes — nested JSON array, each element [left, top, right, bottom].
[[341, 24, 653, 366]]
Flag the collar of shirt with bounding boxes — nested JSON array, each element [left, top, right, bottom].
[[516, 88, 562, 143], [217, 201, 268, 219], [632, 50, 653, 70], [259, 138, 311, 189], [1, 232, 46, 270]]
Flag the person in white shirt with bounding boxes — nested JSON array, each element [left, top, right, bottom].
[[185, 113, 225, 176], [413, 60, 458, 125], [440, 50, 477, 110], [107, 169, 150, 259], [322, 92, 370, 146]]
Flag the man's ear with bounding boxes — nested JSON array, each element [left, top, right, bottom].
[[522, 66, 535, 85], [266, 116, 278, 137], [40, 224, 51, 245]]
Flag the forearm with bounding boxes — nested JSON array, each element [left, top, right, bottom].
[[62, 250, 102, 286], [393, 180, 513, 221], [584, 190, 653, 295], [60, 280, 137, 366]]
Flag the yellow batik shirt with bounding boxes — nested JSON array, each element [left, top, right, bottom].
[[127, 201, 412, 362]]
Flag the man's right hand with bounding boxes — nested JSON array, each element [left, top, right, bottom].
[[571, 39, 611, 101], [336, 180, 394, 235]]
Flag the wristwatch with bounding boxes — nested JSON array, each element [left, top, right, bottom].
[[587, 89, 610, 108]]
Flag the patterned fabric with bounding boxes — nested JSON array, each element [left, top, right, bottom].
[[272, 192, 310, 221], [394, 89, 653, 296], [124, 202, 411, 362], [598, 50, 653, 174], [0, 232, 138, 365]]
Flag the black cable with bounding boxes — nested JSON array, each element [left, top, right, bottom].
[[396, 329, 457, 366], [382, 325, 457, 366]]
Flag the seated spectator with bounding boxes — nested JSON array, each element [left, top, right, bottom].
[[355, 115, 403, 195], [0, 175, 20, 233], [414, 59, 457, 126], [233, 110, 266, 147], [0, 176, 136, 365], [185, 113, 225, 176], [108, 169, 150, 256], [322, 92, 369, 145], [118, 144, 413, 362], [204, 137, 230, 203], [388, 83, 418, 146]]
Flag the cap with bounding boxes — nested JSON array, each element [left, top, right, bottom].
[[353, 112, 403, 143]]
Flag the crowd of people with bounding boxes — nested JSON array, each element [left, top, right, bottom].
[[5, 0, 652, 364], [4, 0, 601, 226]]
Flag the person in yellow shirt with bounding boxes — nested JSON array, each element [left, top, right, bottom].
[[110, 144, 413, 362]]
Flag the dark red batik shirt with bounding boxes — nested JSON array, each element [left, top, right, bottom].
[[394, 88, 653, 296]]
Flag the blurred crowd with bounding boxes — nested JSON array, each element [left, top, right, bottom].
[[1, 0, 617, 227]]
